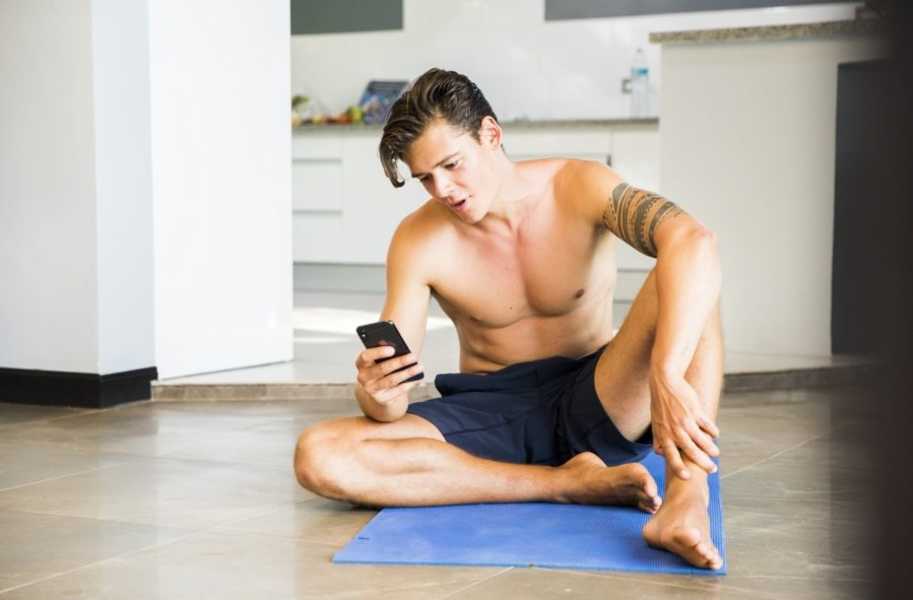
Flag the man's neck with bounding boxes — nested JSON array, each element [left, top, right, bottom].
[[478, 156, 535, 236]]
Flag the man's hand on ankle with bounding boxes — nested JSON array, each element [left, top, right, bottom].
[[648, 367, 720, 481]]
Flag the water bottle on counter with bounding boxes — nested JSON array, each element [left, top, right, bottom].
[[629, 47, 650, 117]]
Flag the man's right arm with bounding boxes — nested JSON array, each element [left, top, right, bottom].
[[354, 217, 432, 421]]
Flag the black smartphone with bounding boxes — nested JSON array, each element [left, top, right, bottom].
[[356, 320, 424, 383]]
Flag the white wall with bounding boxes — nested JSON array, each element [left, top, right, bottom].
[[149, 0, 293, 378], [659, 34, 886, 356], [291, 0, 859, 120], [92, 0, 156, 375], [0, 0, 100, 373], [2, 0, 293, 381]]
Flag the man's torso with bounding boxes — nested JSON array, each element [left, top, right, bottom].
[[408, 158, 618, 373]]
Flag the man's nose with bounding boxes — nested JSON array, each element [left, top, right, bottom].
[[433, 176, 453, 199]]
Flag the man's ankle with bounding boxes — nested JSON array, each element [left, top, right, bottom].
[[664, 459, 711, 505]]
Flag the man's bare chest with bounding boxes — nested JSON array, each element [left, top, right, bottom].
[[432, 213, 617, 328]]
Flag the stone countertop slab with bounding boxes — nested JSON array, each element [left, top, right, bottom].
[[292, 117, 658, 134], [650, 18, 885, 45]]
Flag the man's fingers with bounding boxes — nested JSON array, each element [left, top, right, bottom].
[[698, 415, 720, 438], [363, 353, 417, 383], [373, 386, 399, 405], [377, 353, 418, 376], [379, 362, 424, 390], [373, 379, 419, 405], [676, 429, 717, 474], [686, 421, 720, 457], [357, 345, 395, 367], [663, 439, 690, 480]]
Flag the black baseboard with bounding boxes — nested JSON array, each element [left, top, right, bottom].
[[0, 366, 158, 408]]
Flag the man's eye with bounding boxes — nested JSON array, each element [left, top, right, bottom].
[[446, 161, 459, 169]]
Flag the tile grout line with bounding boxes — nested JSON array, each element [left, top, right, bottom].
[[0, 489, 308, 532], [0, 463, 126, 494], [0, 499, 297, 597], [0, 409, 103, 431], [734, 573, 871, 582], [542, 568, 780, 598], [0, 506, 202, 533], [437, 567, 513, 599], [0, 448, 297, 494], [720, 432, 826, 480], [0, 529, 206, 596]]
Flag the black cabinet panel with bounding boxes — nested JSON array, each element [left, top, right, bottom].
[[292, 0, 402, 35]]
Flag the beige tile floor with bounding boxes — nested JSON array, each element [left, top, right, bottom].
[[0, 385, 875, 599]]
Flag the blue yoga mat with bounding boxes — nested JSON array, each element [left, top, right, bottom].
[[333, 452, 726, 575]]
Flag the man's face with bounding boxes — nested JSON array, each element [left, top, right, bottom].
[[404, 118, 499, 224]]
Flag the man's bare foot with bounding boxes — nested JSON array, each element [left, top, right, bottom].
[[642, 485, 722, 569], [557, 452, 661, 513]]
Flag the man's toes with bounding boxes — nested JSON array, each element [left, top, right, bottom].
[[640, 471, 659, 499], [693, 537, 722, 566], [687, 538, 723, 570], [627, 463, 658, 497], [704, 544, 723, 569], [669, 528, 717, 568], [692, 540, 719, 567], [638, 493, 662, 513]]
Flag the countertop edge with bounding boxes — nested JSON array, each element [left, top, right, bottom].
[[293, 117, 659, 134], [649, 18, 885, 45]]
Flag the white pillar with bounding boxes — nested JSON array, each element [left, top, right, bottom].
[[0, 0, 293, 403]]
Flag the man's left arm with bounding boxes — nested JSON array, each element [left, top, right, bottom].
[[604, 182, 721, 375], [598, 177, 723, 478]]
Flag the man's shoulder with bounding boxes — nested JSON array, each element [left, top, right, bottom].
[[552, 158, 622, 189], [394, 199, 455, 245], [516, 158, 621, 196], [387, 200, 455, 271], [551, 158, 624, 221]]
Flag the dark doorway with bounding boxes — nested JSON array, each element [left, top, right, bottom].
[[831, 59, 891, 356]]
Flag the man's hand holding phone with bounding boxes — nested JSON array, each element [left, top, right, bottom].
[[354, 321, 424, 421], [355, 346, 424, 404]]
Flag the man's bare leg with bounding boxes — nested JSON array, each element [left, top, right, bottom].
[[642, 299, 724, 569], [294, 415, 662, 512], [591, 266, 724, 569]]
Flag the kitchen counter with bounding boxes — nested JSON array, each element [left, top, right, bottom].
[[650, 18, 884, 45], [293, 116, 658, 133], [651, 12, 885, 358]]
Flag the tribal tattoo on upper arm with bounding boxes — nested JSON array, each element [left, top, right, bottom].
[[603, 182, 686, 258]]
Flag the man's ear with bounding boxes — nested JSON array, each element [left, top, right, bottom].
[[478, 116, 502, 150]]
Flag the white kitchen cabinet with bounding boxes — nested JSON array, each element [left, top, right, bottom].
[[292, 121, 659, 272]]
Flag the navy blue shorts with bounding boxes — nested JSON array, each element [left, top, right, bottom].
[[406, 345, 653, 467]]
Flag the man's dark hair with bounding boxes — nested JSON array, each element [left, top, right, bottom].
[[379, 68, 498, 188]]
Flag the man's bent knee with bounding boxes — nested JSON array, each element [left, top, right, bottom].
[[293, 414, 446, 501], [294, 422, 348, 499]]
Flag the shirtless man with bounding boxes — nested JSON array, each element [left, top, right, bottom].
[[294, 68, 724, 570]]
